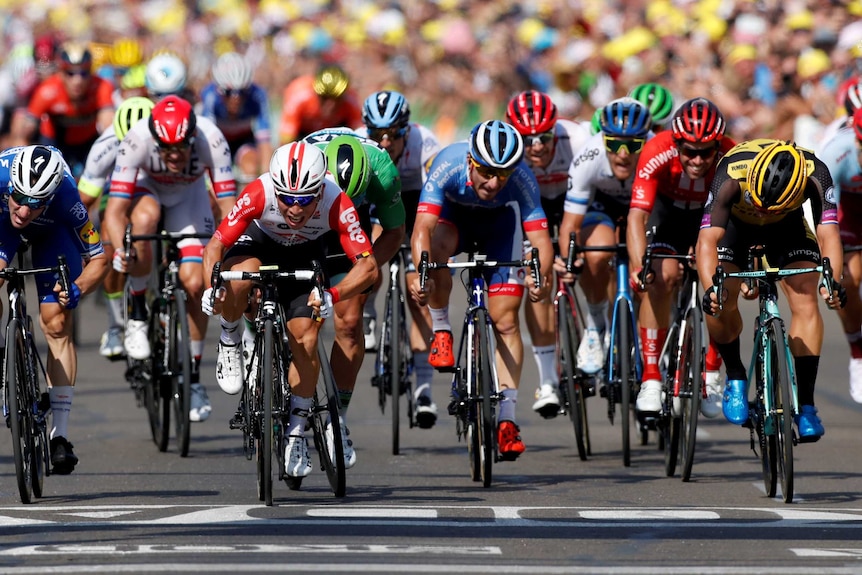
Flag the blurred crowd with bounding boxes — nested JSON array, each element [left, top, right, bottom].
[[2, 0, 862, 147]]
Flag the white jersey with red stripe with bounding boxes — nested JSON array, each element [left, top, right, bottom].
[[528, 118, 590, 200]]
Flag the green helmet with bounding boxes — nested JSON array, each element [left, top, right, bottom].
[[113, 96, 155, 140], [629, 83, 674, 125], [323, 135, 370, 199], [590, 107, 602, 135]]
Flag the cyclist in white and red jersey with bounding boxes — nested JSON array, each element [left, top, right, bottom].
[[627, 98, 736, 417], [105, 95, 237, 423], [819, 78, 862, 147], [505, 90, 590, 418], [201, 142, 377, 479]]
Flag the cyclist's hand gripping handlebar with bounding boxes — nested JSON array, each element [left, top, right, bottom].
[[702, 265, 725, 317], [529, 247, 541, 290], [55, 254, 80, 309], [820, 257, 847, 309], [202, 262, 224, 316]]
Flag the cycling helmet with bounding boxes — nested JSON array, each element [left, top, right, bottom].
[[148, 95, 196, 146], [145, 53, 187, 97], [34, 34, 58, 64], [111, 37, 143, 68], [323, 135, 370, 199], [114, 96, 155, 140], [505, 90, 558, 135], [212, 51, 253, 91], [844, 80, 862, 116], [9, 145, 65, 201], [269, 142, 328, 196], [120, 64, 147, 91], [590, 107, 602, 135], [599, 97, 652, 138], [629, 83, 674, 125], [747, 141, 808, 213], [362, 91, 410, 129], [59, 42, 92, 70], [468, 120, 524, 169], [853, 107, 862, 141], [313, 65, 349, 98], [671, 98, 726, 144]]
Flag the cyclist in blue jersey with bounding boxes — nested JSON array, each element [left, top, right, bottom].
[[0, 145, 108, 474], [409, 120, 554, 459], [200, 52, 273, 186]]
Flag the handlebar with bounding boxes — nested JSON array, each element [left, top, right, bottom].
[[418, 250, 541, 292], [711, 257, 831, 314], [122, 223, 212, 265], [0, 255, 72, 302]]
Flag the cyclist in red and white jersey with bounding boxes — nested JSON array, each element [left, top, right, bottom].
[[627, 98, 736, 417], [505, 90, 590, 418], [105, 95, 237, 423]]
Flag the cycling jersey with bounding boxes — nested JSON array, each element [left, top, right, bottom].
[[278, 76, 362, 143], [78, 126, 120, 200], [199, 83, 271, 152], [26, 73, 114, 147], [356, 123, 441, 193], [819, 125, 862, 245], [527, 118, 591, 201]]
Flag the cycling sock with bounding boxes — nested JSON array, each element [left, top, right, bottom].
[[429, 306, 451, 332], [716, 338, 746, 380], [532, 345, 558, 385], [586, 301, 608, 332], [640, 327, 667, 382], [847, 331, 862, 359], [705, 338, 723, 371], [414, 351, 434, 391], [129, 292, 148, 321], [106, 291, 124, 329], [795, 355, 819, 406], [242, 315, 256, 350], [338, 389, 353, 414], [498, 389, 518, 423], [220, 318, 242, 345], [287, 395, 312, 437], [49, 386, 74, 440], [415, 382, 431, 400]]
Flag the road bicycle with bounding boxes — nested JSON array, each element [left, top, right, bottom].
[[573, 241, 642, 467], [371, 245, 416, 456], [216, 262, 345, 505], [712, 247, 837, 503], [419, 248, 540, 487], [639, 245, 705, 481], [2, 252, 72, 503], [122, 225, 210, 457], [558, 233, 592, 461]]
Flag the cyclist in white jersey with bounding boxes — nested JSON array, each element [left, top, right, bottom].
[[357, 90, 444, 425], [505, 90, 590, 418], [819, 80, 862, 147], [105, 95, 237, 423], [819, 107, 862, 402], [558, 98, 654, 377]]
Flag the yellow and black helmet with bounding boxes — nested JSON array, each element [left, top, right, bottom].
[[747, 141, 808, 213], [313, 65, 349, 98]]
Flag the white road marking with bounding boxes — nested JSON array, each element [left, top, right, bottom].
[[0, 544, 500, 556], [791, 548, 862, 557], [307, 508, 438, 518], [61, 511, 142, 519], [579, 510, 720, 520]]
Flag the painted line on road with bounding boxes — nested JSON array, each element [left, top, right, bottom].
[[0, 544, 500, 556], [791, 548, 862, 557], [579, 510, 720, 520], [307, 508, 438, 518]]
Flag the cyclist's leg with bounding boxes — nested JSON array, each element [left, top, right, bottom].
[[122, 188, 161, 360], [575, 215, 615, 375], [424, 219, 459, 369], [362, 218, 384, 351], [92, 197, 126, 358]]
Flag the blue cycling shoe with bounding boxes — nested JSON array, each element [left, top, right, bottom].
[[795, 405, 825, 443], [722, 379, 749, 425]]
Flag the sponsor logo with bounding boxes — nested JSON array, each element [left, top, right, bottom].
[[79, 221, 100, 245], [70, 202, 88, 221], [226, 194, 252, 226], [572, 147, 600, 168], [338, 205, 366, 243], [637, 148, 675, 179]]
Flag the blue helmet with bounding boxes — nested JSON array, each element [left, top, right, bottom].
[[599, 97, 652, 138], [468, 120, 524, 169], [362, 91, 410, 129]]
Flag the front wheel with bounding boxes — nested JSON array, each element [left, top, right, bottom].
[[389, 283, 402, 456], [258, 319, 276, 506], [170, 291, 192, 457], [614, 300, 633, 467], [558, 295, 587, 461], [6, 320, 36, 504], [475, 308, 495, 487], [767, 318, 794, 503], [680, 305, 704, 482], [146, 299, 170, 452]]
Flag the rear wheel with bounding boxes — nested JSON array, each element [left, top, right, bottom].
[[170, 292, 192, 457], [767, 319, 794, 503], [680, 305, 704, 482], [558, 296, 586, 461]]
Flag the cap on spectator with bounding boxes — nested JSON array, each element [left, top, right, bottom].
[[786, 11, 814, 31], [797, 49, 830, 80], [727, 44, 757, 66]]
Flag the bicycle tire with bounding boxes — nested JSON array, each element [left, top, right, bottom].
[[558, 295, 586, 461], [767, 318, 794, 503], [475, 308, 494, 487], [756, 346, 778, 498], [312, 343, 346, 497], [389, 280, 401, 455], [615, 300, 632, 467], [146, 299, 170, 452], [273, 319, 290, 490], [6, 320, 35, 504], [661, 321, 681, 477], [26, 336, 47, 499], [259, 318, 275, 506], [374, 287, 390, 414], [681, 304, 704, 482], [170, 290, 192, 457]]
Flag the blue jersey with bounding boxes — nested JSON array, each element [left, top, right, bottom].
[[199, 83, 272, 148]]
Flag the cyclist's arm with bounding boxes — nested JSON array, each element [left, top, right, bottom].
[[558, 211, 584, 262], [202, 234, 228, 290], [524, 226, 554, 292], [204, 181, 267, 285], [71, 251, 108, 296], [626, 207, 650, 276], [696, 226, 724, 295]]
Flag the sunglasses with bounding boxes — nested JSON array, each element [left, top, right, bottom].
[[219, 87, 247, 98], [64, 68, 90, 78], [157, 141, 191, 154], [276, 191, 320, 207], [678, 144, 718, 159], [604, 136, 645, 155], [523, 131, 554, 147], [10, 191, 50, 210], [469, 157, 515, 181], [368, 126, 408, 142]]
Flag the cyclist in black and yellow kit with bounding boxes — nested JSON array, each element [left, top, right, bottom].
[[696, 139, 845, 442]]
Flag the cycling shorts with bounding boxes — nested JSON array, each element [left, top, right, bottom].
[[646, 196, 703, 255], [717, 211, 820, 269], [0, 226, 85, 305]]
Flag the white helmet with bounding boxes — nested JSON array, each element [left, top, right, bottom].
[[212, 52, 253, 92], [269, 143, 327, 196], [10, 145, 65, 201], [145, 54, 187, 98]]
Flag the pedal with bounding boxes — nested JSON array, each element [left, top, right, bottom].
[[229, 413, 245, 430], [536, 403, 560, 420]]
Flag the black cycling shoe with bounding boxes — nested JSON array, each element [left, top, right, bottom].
[[50, 436, 78, 475], [415, 396, 438, 429]]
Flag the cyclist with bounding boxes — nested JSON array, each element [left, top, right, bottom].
[[303, 128, 405, 465], [505, 90, 590, 418], [0, 145, 109, 474], [78, 96, 155, 358], [819, 107, 862, 403], [108, 37, 144, 90], [201, 142, 377, 479], [558, 97, 653, 377], [629, 83, 675, 133], [357, 90, 442, 426], [279, 64, 363, 144], [104, 95, 237, 423], [697, 139, 845, 442], [628, 98, 735, 417], [145, 52, 195, 103], [409, 120, 554, 460], [200, 52, 273, 186], [820, 78, 862, 146]]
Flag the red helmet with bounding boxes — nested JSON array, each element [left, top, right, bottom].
[[505, 90, 557, 135], [854, 107, 862, 141], [844, 80, 862, 116], [671, 98, 725, 144], [148, 95, 196, 146]]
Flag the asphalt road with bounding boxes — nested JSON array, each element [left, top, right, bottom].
[[1, 287, 862, 574]]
